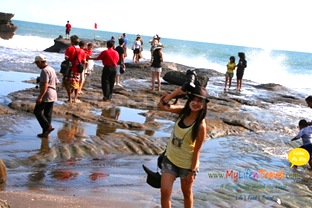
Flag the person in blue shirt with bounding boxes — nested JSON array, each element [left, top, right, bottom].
[[291, 119, 312, 169]]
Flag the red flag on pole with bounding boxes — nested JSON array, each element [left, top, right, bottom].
[[94, 23, 97, 29]]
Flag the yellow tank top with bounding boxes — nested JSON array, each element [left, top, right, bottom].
[[226, 62, 236, 73], [166, 118, 196, 169]]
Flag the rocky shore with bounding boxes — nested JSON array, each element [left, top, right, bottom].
[[2, 61, 307, 154], [0, 60, 310, 207]]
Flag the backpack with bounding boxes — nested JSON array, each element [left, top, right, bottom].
[[60, 60, 72, 76]]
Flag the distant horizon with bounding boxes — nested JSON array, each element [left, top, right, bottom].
[[3, 0, 312, 53], [10, 18, 311, 55]]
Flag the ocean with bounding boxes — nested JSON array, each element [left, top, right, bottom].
[[1, 20, 312, 208], [1, 20, 312, 96]]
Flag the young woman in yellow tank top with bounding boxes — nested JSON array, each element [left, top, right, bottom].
[[158, 85, 209, 208], [224, 56, 236, 91]]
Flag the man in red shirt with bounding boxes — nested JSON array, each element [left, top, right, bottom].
[[65, 21, 71, 39], [90, 40, 119, 101]]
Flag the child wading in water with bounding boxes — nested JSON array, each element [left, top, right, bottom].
[[291, 119, 312, 170], [224, 56, 236, 91]]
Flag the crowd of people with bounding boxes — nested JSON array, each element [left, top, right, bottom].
[[30, 25, 312, 208]]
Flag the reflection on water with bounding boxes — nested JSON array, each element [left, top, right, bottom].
[[2, 113, 312, 206], [57, 118, 86, 143]]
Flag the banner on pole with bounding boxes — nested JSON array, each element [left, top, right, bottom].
[[94, 23, 97, 29]]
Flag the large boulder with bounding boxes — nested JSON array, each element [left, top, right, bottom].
[[0, 12, 17, 40], [163, 68, 210, 87], [44, 35, 107, 53]]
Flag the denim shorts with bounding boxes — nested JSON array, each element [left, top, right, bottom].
[[225, 72, 234, 77], [161, 156, 191, 179]]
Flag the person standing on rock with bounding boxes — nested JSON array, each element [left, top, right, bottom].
[[114, 37, 126, 87], [236, 52, 247, 92], [121, 33, 128, 58], [151, 44, 163, 91], [224, 56, 236, 91], [65, 21, 71, 39], [89, 40, 119, 101], [33, 54, 58, 138], [157, 85, 209, 208], [63, 35, 85, 103]]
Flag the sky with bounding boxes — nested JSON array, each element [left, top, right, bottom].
[[2, 0, 312, 53]]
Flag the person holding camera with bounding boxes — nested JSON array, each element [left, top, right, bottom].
[[157, 72, 209, 208], [33, 55, 58, 138]]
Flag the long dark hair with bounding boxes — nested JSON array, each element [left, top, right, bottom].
[[178, 95, 208, 142]]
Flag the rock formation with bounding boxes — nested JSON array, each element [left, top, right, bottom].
[[0, 12, 17, 40], [44, 35, 107, 53]]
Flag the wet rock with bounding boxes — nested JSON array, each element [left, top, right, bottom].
[[4, 62, 308, 156], [44, 35, 107, 53], [0, 12, 17, 40], [163, 70, 209, 87]]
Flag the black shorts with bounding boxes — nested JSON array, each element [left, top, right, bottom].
[[300, 144, 312, 161], [236, 69, 244, 80]]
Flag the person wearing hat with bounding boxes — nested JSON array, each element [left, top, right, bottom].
[[33, 54, 58, 138], [149, 34, 162, 62], [157, 85, 209, 208]]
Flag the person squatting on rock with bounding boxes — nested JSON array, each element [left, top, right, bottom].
[[33, 55, 58, 138], [157, 84, 209, 208], [63, 35, 86, 103], [291, 119, 312, 169], [90, 40, 119, 101]]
